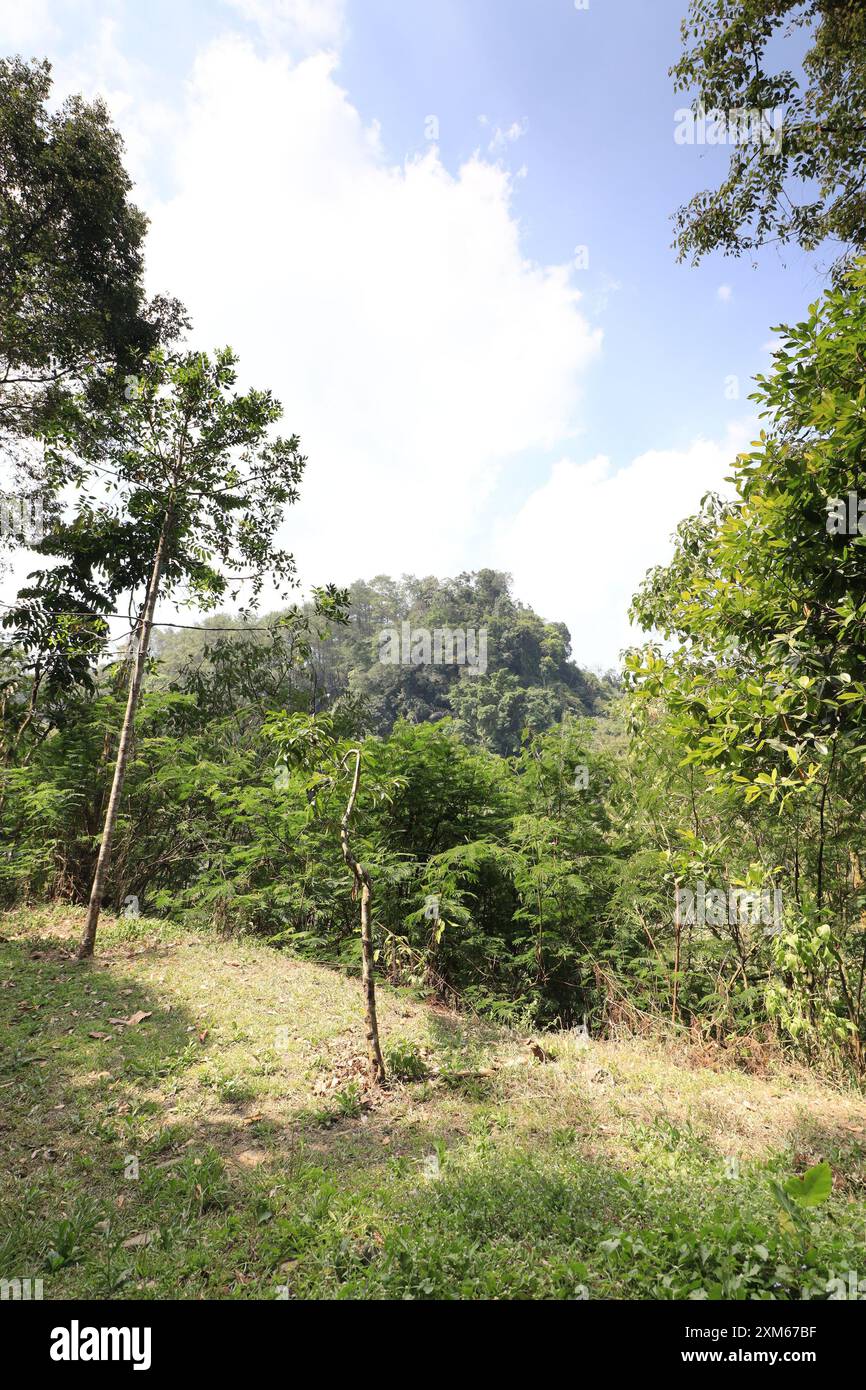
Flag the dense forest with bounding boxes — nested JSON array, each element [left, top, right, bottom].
[[2, 0, 866, 1320], [4, 567, 618, 1023]]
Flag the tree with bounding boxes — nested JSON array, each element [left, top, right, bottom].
[[41, 347, 306, 958], [339, 745, 387, 1083], [268, 712, 394, 1083], [0, 58, 183, 444], [626, 263, 866, 1063], [671, 0, 866, 271]]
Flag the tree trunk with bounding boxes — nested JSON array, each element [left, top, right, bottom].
[[77, 511, 171, 960], [672, 876, 682, 1024], [340, 749, 386, 1083]]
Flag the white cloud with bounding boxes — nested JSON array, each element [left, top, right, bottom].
[[142, 38, 601, 597], [494, 421, 755, 670], [0, 0, 59, 49], [1, 5, 750, 678], [717, 284, 733, 302], [488, 118, 528, 154], [222, 0, 347, 50]]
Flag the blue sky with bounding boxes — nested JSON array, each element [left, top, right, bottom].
[[0, 0, 827, 668]]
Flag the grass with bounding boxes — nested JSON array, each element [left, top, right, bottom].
[[1, 904, 865, 1300]]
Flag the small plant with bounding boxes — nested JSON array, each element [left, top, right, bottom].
[[334, 1082, 363, 1117], [45, 1219, 85, 1272], [162, 1150, 230, 1216], [385, 1039, 430, 1082], [310, 1082, 365, 1127], [217, 1074, 256, 1105], [770, 1161, 832, 1241], [43, 1199, 101, 1272], [91, 1246, 135, 1298]]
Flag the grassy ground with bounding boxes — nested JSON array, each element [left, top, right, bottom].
[[2, 904, 865, 1300]]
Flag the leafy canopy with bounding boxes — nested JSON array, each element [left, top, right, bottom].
[[672, 0, 866, 270]]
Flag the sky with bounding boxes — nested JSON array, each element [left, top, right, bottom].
[[0, 0, 831, 670]]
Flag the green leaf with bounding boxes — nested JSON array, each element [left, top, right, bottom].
[[784, 1162, 832, 1208]]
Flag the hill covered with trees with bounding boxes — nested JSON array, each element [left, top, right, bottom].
[[151, 569, 611, 753]]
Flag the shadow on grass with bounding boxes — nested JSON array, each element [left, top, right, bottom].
[[2, 925, 865, 1300], [0, 925, 513, 1296], [785, 1111, 866, 1196]]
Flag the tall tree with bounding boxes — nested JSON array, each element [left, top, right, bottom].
[[626, 263, 866, 1062], [672, 0, 866, 270], [0, 57, 183, 443], [42, 347, 306, 958]]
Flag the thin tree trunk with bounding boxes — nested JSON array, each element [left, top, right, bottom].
[[672, 876, 682, 1024], [77, 511, 171, 960], [340, 749, 386, 1083]]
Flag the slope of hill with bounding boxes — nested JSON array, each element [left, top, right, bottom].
[[2, 906, 864, 1301], [150, 569, 614, 755]]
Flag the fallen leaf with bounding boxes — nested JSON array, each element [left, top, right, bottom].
[[589, 1066, 615, 1086], [122, 1231, 155, 1249], [235, 1148, 267, 1168]]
